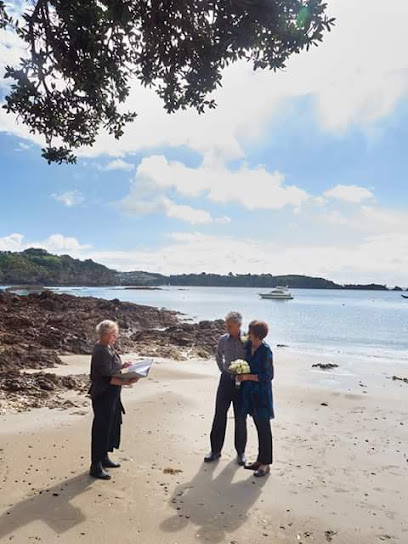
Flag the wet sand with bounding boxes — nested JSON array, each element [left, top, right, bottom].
[[0, 353, 407, 544]]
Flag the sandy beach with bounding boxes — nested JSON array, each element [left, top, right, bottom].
[[0, 351, 407, 544]]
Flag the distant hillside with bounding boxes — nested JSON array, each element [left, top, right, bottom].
[[343, 283, 389, 291], [116, 270, 166, 286], [0, 248, 401, 290], [165, 273, 341, 289], [0, 248, 116, 286]]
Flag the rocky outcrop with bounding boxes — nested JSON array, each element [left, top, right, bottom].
[[0, 289, 179, 373], [0, 290, 225, 412], [130, 320, 226, 360], [0, 370, 89, 413]]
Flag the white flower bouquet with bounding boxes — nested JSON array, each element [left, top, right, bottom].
[[228, 359, 251, 388], [240, 334, 249, 345]]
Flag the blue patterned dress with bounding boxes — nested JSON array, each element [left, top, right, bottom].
[[241, 341, 274, 420]]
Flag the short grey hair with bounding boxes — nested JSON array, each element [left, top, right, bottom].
[[225, 311, 243, 325], [96, 319, 119, 337]]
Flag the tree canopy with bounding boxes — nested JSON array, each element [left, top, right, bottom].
[[1, 0, 334, 164]]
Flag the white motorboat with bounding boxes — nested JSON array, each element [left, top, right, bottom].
[[259, 286, 294, 300]]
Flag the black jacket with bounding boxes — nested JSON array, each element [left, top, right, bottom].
[[89, 343, 122, 399]]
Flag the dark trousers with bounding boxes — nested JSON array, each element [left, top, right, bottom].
[[91, 386, 121, 464], [210, 372, 247, 455], [253, 414, 273, 465]]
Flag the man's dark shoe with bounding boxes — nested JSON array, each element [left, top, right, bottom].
[[237, 453, 247, 466], [204, 452, 221, 463], [254, 465, 271, 478], [90, 462, 111, 480], [102, 456, 121, 468]]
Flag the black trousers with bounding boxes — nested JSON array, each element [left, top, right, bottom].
[[210, 372, 247, 455], [91, 385, 122, 464], [253, 414, 273, 465]]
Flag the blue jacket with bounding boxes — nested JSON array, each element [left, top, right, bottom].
[[241, 341, 274, 420]]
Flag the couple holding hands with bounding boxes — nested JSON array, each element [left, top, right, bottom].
[[88, 312, 274, 480], [204, 311, 274, 478]]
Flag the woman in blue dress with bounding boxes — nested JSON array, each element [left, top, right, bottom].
[[237, 320, 274, 477]]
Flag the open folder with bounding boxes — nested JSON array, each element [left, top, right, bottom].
[[113, 359, 154, 381]]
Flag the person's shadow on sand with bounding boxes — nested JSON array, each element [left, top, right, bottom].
[[0, 472, 92, 540], [160, 461, 268, 543]]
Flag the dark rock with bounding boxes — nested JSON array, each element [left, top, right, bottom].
[[0, 370, 89, 411], [312, 363, 339, 370], [392, 375, 408, 384], [130, 320, 225, 359], [0, 290, 179, 374]]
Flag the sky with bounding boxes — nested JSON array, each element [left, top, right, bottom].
[[1, 0, 408, 286]]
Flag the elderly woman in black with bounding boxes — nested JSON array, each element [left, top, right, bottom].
[[89, 320, 139, 480]]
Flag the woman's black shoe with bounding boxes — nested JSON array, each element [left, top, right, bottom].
[[254, 466, 270, 478], [204, 452, 221, 463], [102, 456, 121, 468], [90, 462, 111, 480], [244, 461, 261, 471]]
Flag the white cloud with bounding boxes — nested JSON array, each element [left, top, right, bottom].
[[215, 216, 231, 225], [163, 199, 214, 225], [2, 0, 408, 158], [87, 230, 408, 286], [119, 162, 236, 224], [0, 233, 90, 254], [52, 190, 84, 207], [309, 1, 408, 132], [83, 200, 408, 284], [0, 233, 25, 251], [119, 190, 217, 225], [320, 205, 408, 236], [0, 29, 25, 92], [16, 142, 31, 151], [132, 155, 309, 210], [103, 159, 134, 171], [324, 184, 374, 203], [40, 234, 90, 253]]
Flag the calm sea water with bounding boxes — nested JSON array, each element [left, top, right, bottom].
[[27, 285, 408, 367]]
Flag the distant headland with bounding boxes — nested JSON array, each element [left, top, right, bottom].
[[0, 248, 405, 291]]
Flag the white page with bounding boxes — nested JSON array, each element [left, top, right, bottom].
[[114, 359, 154, 380], [127, 359, 154, 377]]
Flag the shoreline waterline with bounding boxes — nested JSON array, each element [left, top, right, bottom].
[[16, 284, 408, 368], [1, 284, 408, 367]]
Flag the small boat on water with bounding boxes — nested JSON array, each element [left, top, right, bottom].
[[259, 286, 294, 300], [401, 294, 408, 299]]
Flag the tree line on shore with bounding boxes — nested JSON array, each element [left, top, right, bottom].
[[0, 248, 405, 291]]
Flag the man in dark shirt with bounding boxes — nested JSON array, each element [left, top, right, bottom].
[[204, 311, 247, 465]]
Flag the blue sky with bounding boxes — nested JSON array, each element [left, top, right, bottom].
[[1, 0, 408, 285]]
